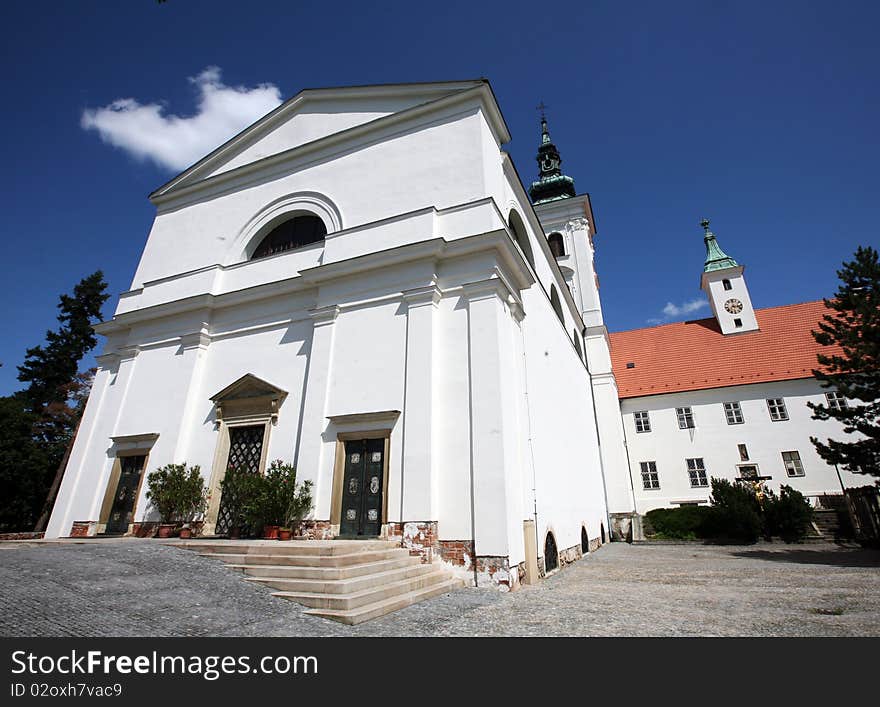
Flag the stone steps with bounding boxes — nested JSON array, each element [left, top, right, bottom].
[[303, 579, 464, 625], [175, 539, 462, 624], [228, 555, 421, 580], [245, 562, 437, 594]]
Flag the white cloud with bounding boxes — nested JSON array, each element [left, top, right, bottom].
[[81, 67, 283, 171], [646, 297, 709, 325]]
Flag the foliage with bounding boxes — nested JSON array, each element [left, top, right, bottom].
[[17, 272, 109, 417], [808, 246, 880, 477], [0, 272, 108, 531], [644, 506, 711, 540], [702, 477, 763, 543], [219, 464, 262, 534], [146, 463, 207, 524], [0, 395, 53, 531], [247, 460, 313, 529], [762, 485, 814, 543]]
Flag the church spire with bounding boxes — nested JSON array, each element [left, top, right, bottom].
[[528, 108, 576, 204], [701, 218, 739, 272]]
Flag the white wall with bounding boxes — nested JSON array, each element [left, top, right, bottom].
[[621, 378, 866, 513]]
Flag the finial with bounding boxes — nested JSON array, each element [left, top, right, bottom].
[[536, 101, 548, 120], [700, 218, 711, 233]]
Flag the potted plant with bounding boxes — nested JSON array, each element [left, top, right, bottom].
[[219, 465, 260, 538], [145, 463, 206, 538], [255, 460, 313, 539]]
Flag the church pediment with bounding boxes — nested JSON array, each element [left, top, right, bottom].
[[150, 80, 499, 202], [210, 374, 288, 422]]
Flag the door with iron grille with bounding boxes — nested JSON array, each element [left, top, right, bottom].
[[339, 438, 385, 537], [216, 424, 265, 535], [106, 455, 146, 534]]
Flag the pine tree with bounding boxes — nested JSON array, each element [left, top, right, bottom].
[[808, 246, 880, 478], [0, 272, 109, 531], [17, 271, 109, 418]]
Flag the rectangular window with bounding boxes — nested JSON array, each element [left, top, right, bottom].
[[782, 451, 805, 477], [723, 401, 744, 425], [686, 458, 708, 488], [738, 443, 750, 461], [676, 406, 695, 429], [766, 398, 789, 421], [723, 279, 732, 291], [640, 461, 660, 490], [825, 391, 848, 411], [633, 410, 651, 433]]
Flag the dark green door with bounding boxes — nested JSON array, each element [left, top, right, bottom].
[[339, 438, 385, 537], [106, 455, 146, 534]]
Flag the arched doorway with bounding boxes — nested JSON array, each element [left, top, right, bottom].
[[581, 526, 590, 554], [600, 522, 606, 544], [544, 531, 559, 573]]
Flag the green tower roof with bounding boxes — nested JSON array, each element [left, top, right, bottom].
[[528, 112, 576, 205], [701, 219, 739, 272]]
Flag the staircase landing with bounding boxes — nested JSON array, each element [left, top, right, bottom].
[[172, 539, 463, 625]]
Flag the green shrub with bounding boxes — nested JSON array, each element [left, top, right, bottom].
[[702, 477, 762, 543], [764, 485, 814, 542], [219, 465, 262, 535], [146, 463, 207, 524], [645, 506, 711, 539], [249, 460, 313, 529]]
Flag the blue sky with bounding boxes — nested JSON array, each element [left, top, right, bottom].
[[1, 0, 878, 396]]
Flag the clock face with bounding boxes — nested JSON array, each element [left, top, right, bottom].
[[724, 298, 743, 314]]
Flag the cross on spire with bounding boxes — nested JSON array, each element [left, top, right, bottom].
[[700, 218, 711, 233], [536, 101, 548, 119]]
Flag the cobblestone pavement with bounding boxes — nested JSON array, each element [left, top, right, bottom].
[[1, 539, 878, 636]]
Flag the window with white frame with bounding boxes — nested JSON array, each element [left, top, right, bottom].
[[766, 398, 789, 421], [825, 391, 848, 411], [676, 406, 695, 429], [686, 458, 708, 487], [723, 401, 744, 425], [634, 411, 651, 433], [782, 450, 805, 477], [640, 461, 660, 489]]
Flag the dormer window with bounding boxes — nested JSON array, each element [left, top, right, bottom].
[[251, 214, 327, 260]]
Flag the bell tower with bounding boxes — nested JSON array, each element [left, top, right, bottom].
[[699, 219, 759, 334]]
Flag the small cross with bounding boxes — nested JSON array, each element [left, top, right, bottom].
[[700, 218, 711, 232], [536, 101, 547, 119]]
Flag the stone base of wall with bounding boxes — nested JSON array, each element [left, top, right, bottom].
[[589, 537, 601, 553], [435, 539, 518, 590], [387, 521, 438, 563], [69, 521, 98, 537], [0, 531, 44, 541], [297, 520, 332, 540]]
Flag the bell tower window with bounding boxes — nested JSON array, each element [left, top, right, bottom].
[[251, 214, 327, 260]]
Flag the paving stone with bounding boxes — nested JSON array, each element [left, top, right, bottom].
[[0, 540, 877, 636]]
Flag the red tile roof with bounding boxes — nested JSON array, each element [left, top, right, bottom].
[[609, 300, 838, 399]]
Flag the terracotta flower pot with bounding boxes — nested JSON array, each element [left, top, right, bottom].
[[157, 524, 175, 539], [262, 525, 280, 540], [179, 527, 193, 539], [278, 528, 292, 541]]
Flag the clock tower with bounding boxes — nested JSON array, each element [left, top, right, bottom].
[[699, 219, 759, 335]]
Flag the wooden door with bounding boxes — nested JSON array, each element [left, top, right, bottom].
[[106, 455, 146, 534], [339, 438, 385, 537]]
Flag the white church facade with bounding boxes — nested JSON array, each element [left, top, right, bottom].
[[610, 222, 866, 516], [46, 80, 629, 587]]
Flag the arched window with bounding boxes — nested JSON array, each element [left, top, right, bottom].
[[573, 329, 583, 359], [722, 279, 732, 291], [581, 526, 590, 554], [544, 532, 559, 573], [251, 214, 327, 260], [550, 285, 564, 324], [548, 232, 565, 258], [508, 210, 535, 270]]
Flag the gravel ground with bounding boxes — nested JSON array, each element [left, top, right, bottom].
[[1, 539, 878, 637]]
